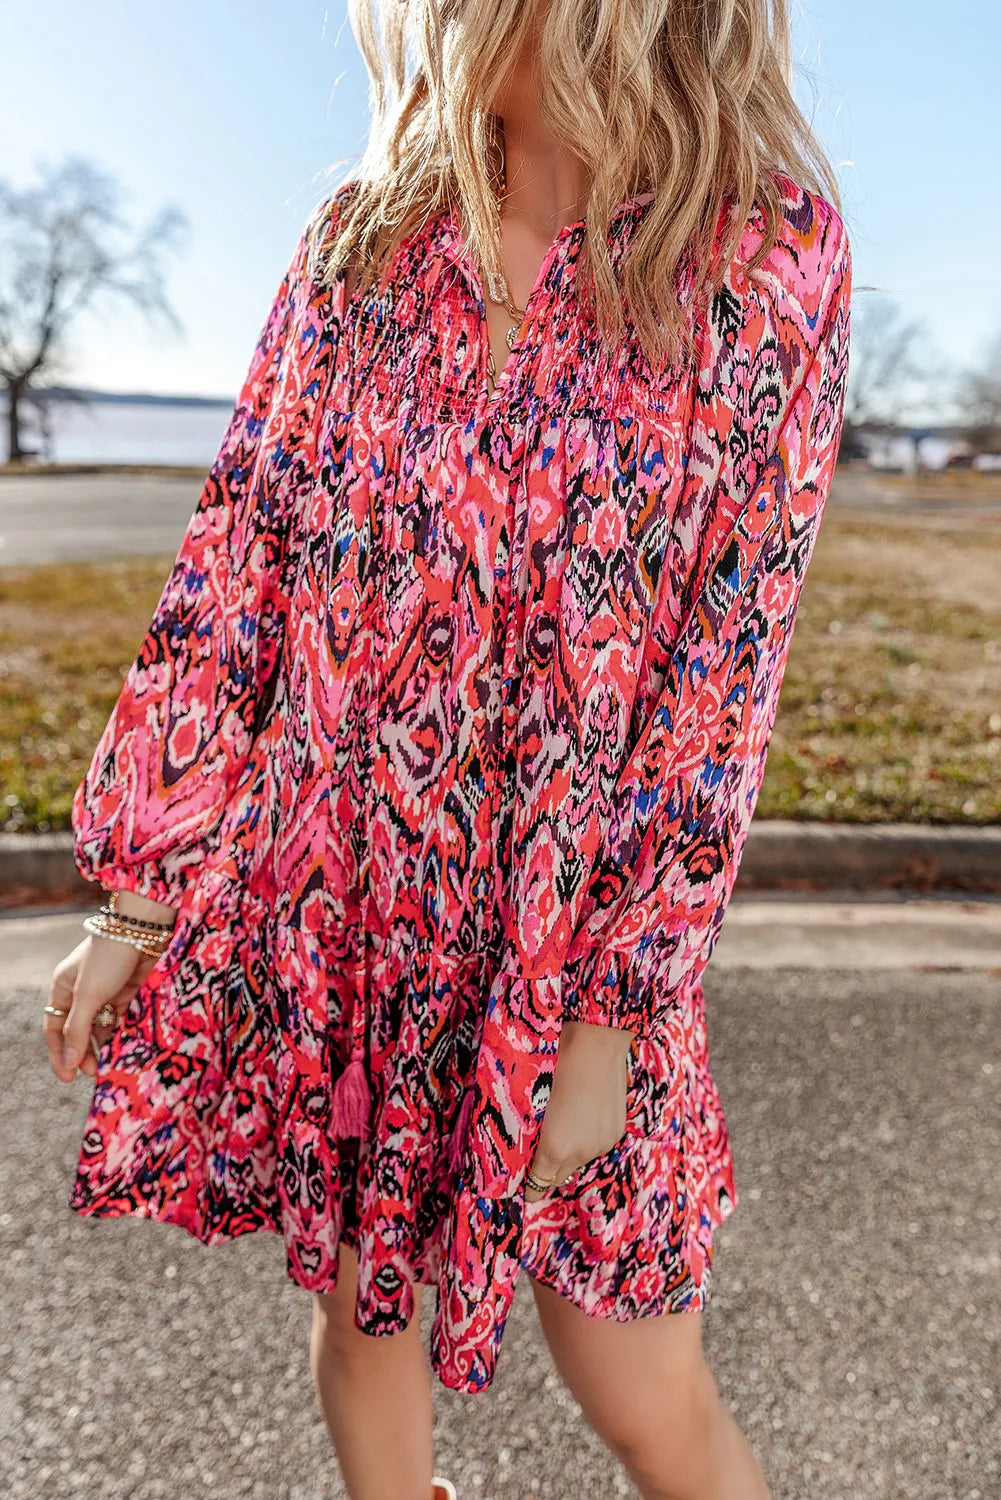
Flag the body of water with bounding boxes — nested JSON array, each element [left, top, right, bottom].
[[9, 397, 234, 467]]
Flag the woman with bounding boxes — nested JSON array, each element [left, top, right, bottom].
[[44, 2, 850, 1496]]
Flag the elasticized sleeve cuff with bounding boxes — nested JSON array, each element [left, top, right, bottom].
[[71, 836, 189, 912], [560, 951, 651, 1037]]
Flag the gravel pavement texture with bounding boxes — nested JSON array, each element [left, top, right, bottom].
[[1, 948, 998, 1499]]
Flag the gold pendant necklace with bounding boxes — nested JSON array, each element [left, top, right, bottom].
[[484, 150, 526, 387]]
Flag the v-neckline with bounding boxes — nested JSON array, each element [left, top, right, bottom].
[[448, 210, 578, 412], [443, 193, 654, 415]]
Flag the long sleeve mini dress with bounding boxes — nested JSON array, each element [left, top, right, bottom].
[[70, 172, 851, 1394]]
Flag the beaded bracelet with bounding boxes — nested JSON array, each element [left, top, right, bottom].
[[96, 902, 173, 934], [83, 911, 173, 959], [93, 905, 173, 938], [102, 887, 177, 931], [91, 915, 172, 945]]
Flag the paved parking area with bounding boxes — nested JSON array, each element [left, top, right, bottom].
[[0, 473, 198, 566], [4, 469, 997, 569], [1, 903, 998, 1499]]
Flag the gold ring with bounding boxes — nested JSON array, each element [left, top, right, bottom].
[[93, 1002, 119, 1027], [44, 1004, 69, 1017]]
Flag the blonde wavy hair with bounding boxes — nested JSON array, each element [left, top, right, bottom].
[[307, 0, 840, 368]]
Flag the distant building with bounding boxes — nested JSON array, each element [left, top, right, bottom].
[[854, 426, 976, 473]]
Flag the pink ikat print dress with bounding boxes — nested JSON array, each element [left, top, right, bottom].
[[70, 174, 851, 1393]]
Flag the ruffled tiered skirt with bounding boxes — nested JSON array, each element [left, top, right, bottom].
[[71, 863, 738, 1392]]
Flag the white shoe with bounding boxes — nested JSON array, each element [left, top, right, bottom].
[[431, 1479, 457, 1500]]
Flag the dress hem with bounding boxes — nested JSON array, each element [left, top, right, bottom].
[[68, 1164, 739, 1393]]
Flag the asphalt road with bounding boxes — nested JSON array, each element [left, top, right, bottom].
[[2, 470, 999, 568], [0, 473, 199, 566], [1, 899, 998, 1500]]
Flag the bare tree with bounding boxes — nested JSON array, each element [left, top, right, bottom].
[[959, 332, 1001, 455], [841, 293, 927, 457], [0, 156, 188, 463]]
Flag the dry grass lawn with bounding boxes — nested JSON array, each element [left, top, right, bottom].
[[0, 560, 172, 834], [1, 498, 999, 832], [761, 503, 1000, 823]]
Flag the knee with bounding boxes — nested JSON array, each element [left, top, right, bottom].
[[602, 1362, 723, 1498], [311, 1287, 371, 1368], [311, 1285, 421, 1377]]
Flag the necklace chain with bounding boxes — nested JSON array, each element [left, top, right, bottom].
[[485, 148, 526, 387]]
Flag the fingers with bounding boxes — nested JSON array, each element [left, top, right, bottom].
[[524, 1042, 632, 1202], [60, 938, 143, 1077], [524, 1153, 595, 1202], [43, 968, 77, 1082], [61, 989, 122, 1079], [61, 985, 104, 1079], [44, 936, 151, 1083], [524, 1143, 579, 1203], [79, 962, 157, 1077]]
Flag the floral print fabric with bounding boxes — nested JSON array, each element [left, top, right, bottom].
[[70, 174, 851, 1392]]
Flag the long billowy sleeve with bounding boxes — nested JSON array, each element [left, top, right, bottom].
[[71, 213, 327, 907], [560, 217, 852, 1037]]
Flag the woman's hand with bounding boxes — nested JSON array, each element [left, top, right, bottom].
[[42, 890, 177, 1083], [524, 1020, 635, 1202]]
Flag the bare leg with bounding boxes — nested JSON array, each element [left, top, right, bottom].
[[310, 1240, 435, 1500], [530, 1277, 770, 1500]]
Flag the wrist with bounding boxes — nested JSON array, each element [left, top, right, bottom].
[[84, 897, 175, 958], [103, 886, 178, 925], [560, 1019, 635, 1053]]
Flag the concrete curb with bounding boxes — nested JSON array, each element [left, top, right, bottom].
[[1, 822, 998, 901], [736, 820, 1000, 895], [0, 832, 99, 906]]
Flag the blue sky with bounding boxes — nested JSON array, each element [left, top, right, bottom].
[[3, 0, 998, 399]]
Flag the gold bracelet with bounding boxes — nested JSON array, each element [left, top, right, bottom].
[[82, 913, 171, 959], [87, 912, 172, 949], [88, 908, 172, 941], [525, 1167, 560, 1193], [84, 914, 169, 953], [90, 904, 173, 936], [104, 888, 176, 930]]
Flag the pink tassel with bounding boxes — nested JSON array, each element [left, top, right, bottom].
[[331, 1055, 372, 1139], [448, 1088, 476, 1173]]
